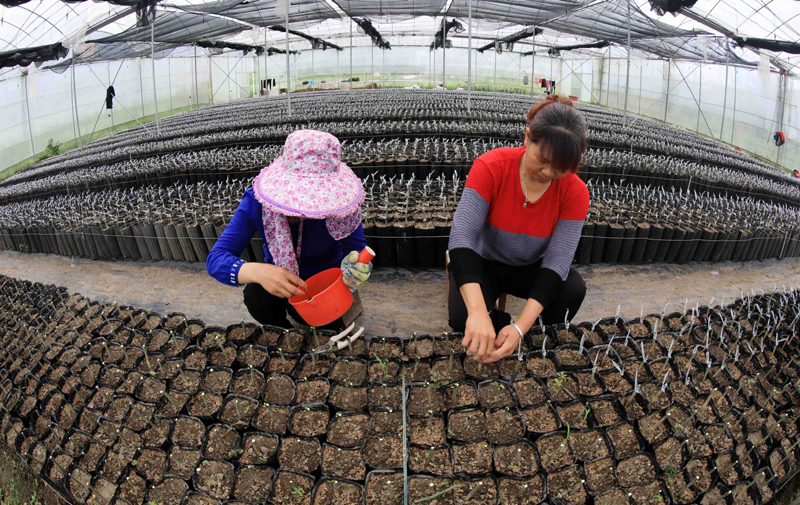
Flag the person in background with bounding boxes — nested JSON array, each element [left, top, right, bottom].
[[207, 130, 372, 330], [447, 94, 590, 363]]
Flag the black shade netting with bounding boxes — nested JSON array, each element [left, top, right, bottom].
[[165, 0, 338, 26], [0, 42, 68, 69], [478, 27, 543, 53], [88, 11, 247, 44]]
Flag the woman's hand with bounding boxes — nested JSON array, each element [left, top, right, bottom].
[[483, 325, 522, 363], [239, 263, 307, 298], [463, 312, 496, 361], [341, 251, 372, 289]]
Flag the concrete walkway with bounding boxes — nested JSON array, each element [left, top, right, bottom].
[[3, 250, 800, 335]]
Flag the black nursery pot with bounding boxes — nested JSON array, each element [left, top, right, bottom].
[[675, 225, 698, 264], [393, 221, 415, 269], [643, 222, 664, 262], [652, 223, 674, 263], [602, 222, 625, 264], [617, 222, 638, 263], [590, 220, 608, 264], [413, 220, 437, 268], [373, 222, 397, 268], [630, 222, 651, 263], [434, 220, 450, 269], [577, 221, 594, 265], [663, 224, 685, 263]]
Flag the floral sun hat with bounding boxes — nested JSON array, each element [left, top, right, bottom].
[[252, 130, 364, 276], [253, 130, 364, 219]]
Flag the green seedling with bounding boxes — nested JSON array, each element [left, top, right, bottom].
[[463, 481, 484, 502], [558, 422, 571, 453], [414, 484, 460, 504]]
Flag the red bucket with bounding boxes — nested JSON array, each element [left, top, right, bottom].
[[288, 247, 375, 327], [289, 268, 353, 327]]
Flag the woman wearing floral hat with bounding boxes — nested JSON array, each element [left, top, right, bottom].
[[206, 130, 372, 329]]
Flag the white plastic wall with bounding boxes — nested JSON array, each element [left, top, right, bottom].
[[596, 56, 798, 170], [1, 44, 798, 173], [0, 55, 212, 170]]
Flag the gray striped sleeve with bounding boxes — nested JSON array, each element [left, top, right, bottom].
[[448, 187, 489, 254], [541, 219, 585, 280]]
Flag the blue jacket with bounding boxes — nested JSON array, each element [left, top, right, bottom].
[[207, 188, 367, 286]]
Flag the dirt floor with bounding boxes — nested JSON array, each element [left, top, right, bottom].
[[0, 442, 68, 505], [4, 250, 800, 335]]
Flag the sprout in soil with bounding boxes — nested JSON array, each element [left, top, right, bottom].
[[375, 356, 391, 379], [558, 422, 571, 453], [414, 484, 460, 504]]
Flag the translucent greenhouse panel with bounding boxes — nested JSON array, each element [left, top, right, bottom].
[[597, 57, 797, 171], [27, 72, 76, 156], [559, 57, 594, 102], [0, 77, 32, 169], [782, 78, 799, 169]]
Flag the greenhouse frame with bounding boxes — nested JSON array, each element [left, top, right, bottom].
[[0, 0, 798, 175]]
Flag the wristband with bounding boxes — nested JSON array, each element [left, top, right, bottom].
[[512, 323, 524, 361]]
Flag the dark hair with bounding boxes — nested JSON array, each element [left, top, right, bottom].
[[526, 95, 588, 173]]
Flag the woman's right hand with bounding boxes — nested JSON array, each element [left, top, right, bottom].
[[239, 263, 307, 298], [463, 311, 496, 361]]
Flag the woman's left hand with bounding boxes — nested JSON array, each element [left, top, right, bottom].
[[483, 325, 522, 363], [341, 251, 372, 289]]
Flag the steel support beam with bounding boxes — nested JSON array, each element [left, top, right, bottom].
[[623, 0, 631, 126], [151, 22, 160, 133]]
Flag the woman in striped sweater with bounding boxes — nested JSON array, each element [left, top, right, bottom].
[[448, 95, 590, 363]]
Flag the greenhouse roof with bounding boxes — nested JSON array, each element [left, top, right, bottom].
[[0, 0, 798, 75]]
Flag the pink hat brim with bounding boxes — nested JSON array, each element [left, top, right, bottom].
[[252, 155, 364, 218]]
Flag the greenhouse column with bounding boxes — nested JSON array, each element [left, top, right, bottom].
[[696, 63, 702, 133], [150, 16, 160, 132], [139, 61, 146, 117], [371, 44, 374, 86], [264, 28, 272, 96], [530, 28, 536, 97], [663, 59, 671, 122], [311, 47, 315, 91], [441, 17, 446, 87], [72, 61, 83, 148], [193, 45, 199, 109], [623, 0, 631, 126], [638, 63, 643, 113], [168, 58, 173, 114], [467, 0, 472, 113], [778, 74, 788, 167], [286, 3, 291, 116], [69, 62, 77, 142], [731, 67, 737, 144], [493, 49, 497, 92], [107, 62, 115, 134], [719, 39, 730, 141], [349, 18, 353, 85], [209, 54, 214, 105], [607, 50, 612, 106], [23, 73, 34, 156]]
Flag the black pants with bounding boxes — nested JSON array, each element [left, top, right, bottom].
[[448, 260, 586, 332], [243, 283, 345, 330]]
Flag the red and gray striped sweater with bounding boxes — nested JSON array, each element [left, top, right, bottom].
[[448, 146, 590, 308]]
